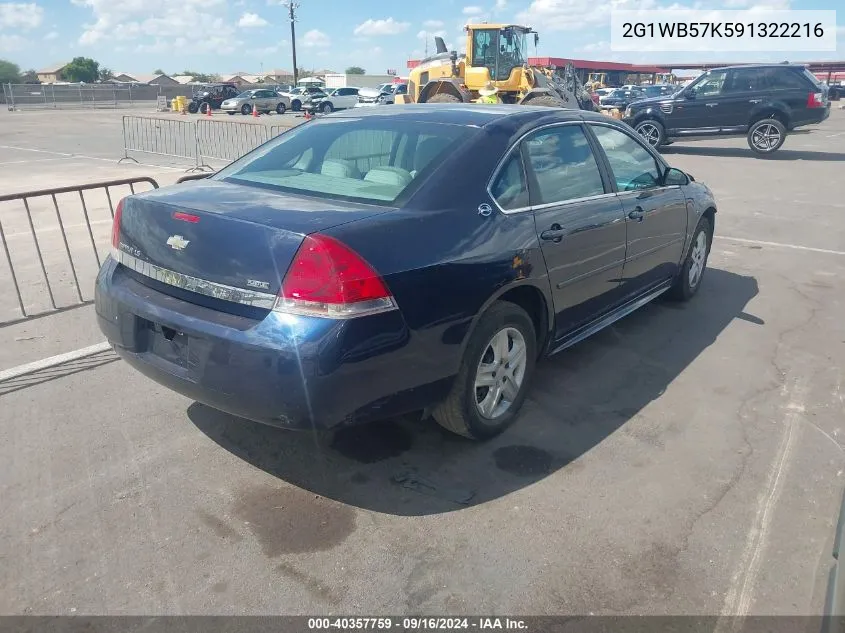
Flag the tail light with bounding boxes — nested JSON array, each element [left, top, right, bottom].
[[274, 233, 397, 319], [111, 198, 124, 256], [807, 92, 824, 108]]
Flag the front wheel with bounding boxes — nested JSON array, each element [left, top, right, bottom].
[[634, 119, 665, 148], [426, 93, 461, 103], [747, 118, 786, 154], [668, 217, 711, 301], [241, 104, 251, 115], [276, 102, 286, 114], [321, 102, 333, 113], [433, 301, 537, 440], [187, 102, 199, 114]]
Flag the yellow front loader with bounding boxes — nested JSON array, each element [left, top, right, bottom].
[[397, 24, 595, 111]]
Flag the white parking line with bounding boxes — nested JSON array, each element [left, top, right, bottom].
[[0, 157, 67, 166], [0, 341, 113, 383], [0, 144, 186, 171], [719, 236, 845, 256]]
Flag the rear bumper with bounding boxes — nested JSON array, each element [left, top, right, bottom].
[[95, 257, 426, 430]]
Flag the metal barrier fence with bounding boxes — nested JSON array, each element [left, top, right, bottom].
[[2, 83, 198, 109], [120, 116, 200, 168], [120, 115, 292, 171], [0, 176, 160, 326]]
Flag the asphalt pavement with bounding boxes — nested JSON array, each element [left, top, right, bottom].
[[0, 106, 844, 617]]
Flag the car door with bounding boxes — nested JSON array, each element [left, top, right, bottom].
[[256, 89, 275, 110], [713, 67, 761, 131], [587, 122, 688, 297], [491, 122, 627, 338], [669, 69, 729, 132], [339, 88, 359, 109]]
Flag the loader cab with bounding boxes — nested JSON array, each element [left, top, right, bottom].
[[467, 25, 531, 83]]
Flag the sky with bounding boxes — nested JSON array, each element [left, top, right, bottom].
[[0, 0, 841, 75]]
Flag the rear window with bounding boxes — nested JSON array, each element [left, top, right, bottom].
[[214, 118, 476, 205], [801, 68, 823, 88]]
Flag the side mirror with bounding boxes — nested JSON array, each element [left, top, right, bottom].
[[251, 95, 257, 99], [663, 167, 689, 186]]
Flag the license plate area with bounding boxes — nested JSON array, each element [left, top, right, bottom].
[[148, 322, 191, 369]]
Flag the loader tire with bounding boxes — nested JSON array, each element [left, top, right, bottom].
[[524, 95, 565, 108], [427, 93, 461, 103]]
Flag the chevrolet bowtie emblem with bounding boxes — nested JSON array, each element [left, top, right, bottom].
[[166, 235, 190, 250]]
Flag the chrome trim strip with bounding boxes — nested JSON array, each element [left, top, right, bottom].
[[115, 249, 278, 310]]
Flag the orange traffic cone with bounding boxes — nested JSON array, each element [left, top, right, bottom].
[[252, 104, 259, 118], [304, 109, 311, 120], [205, 103, 212, 117]]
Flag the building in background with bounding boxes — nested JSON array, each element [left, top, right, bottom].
[[36, 63, 68, 84]]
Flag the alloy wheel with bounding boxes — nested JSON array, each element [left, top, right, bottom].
[[688, 230, 708, 288], [637, 122, 660, 146], [474, 327, 528, 420], [752, 123, 781, 152]]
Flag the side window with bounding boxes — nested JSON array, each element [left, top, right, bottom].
[[693, 70, 728, 97], [764, 68, 810, 90], [490, 153, 529, 211], [590, 125, 662, 191], [523, 125, 605, 204], [725, 68, 762, 93]]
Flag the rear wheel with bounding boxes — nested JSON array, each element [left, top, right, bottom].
[[187, 102, 199, 114], [276, 102, 286, 114], [433, 301, 536, 440], [241, 104, 251, 115], [634, 119, 666, 148], [524, 94, 564, 107], [200, 102, 211, 114], [747, 118, 786, 154], [291, 100, 301, 111], [426, 93, 461, 103]]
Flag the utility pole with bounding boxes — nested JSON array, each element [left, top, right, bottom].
[[283, 0, 300, 85]]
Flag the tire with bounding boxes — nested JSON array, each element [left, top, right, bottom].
[[241, 104, 251, 115], [276, 102, 286, 114], [668, 216, 711, 301], [200, 102, 211, 114], [321, 102, 333, 113], [426, 93, 461, 103], [634, 119, 666, 148], [227, 111, 235, 115], [187, 102, 199, 114], [524, 95, 564, 107], [747, 118, 786, 155], [433, 301, 537, 440], [291, 100, 301, 111]]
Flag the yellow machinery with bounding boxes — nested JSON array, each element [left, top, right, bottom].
[[585, 72, 608, 90], [397, 24, 594, 110]]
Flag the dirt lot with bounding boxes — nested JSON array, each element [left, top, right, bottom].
[[0, 106, 844, 617]]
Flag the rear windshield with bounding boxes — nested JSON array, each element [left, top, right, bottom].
[[801, 68, 823, 88], [214, 118, 477, 204]]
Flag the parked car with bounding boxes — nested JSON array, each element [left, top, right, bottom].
[[188, 84, 240, 114], [379, 83, 408, 105], [827, 82, 843, 101], [96, 105, 716, 440], [600, 88, 645, 110], [278, 86, 326, 111], [624, 63, 831, 155], [354, 86, 385, 107], [640, 84, 678, 98], [220, 89, 291, 115], [303, 87, 360, 113], [355, 83, 408, 107]]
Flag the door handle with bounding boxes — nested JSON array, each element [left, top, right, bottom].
[[749, 99, 762, 104], [628, 207, 645, 222], [540, 224, 566, 242], [705, 102, 718, 107]]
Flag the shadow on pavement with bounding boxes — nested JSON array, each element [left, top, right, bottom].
[[189, 267, 760, 517], [662, 145, 845, 162]]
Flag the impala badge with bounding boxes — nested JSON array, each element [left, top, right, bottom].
[[167, 235, 190, 251]]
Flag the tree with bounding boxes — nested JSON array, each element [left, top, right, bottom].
[[180, 70, 219, 83], [0, 59, 21, 84], [153, 68, 165, 75], [345, 66, 365, 75], [21, 69, 40, 84], [99, 67, 114, 82], [62, 57, 100, 83]]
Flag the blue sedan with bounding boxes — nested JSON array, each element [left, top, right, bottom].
[[96, 104, 718, 440]]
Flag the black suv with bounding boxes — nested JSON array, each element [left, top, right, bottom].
[[188, 84, 240, 114], [623, 64, 830, 155]]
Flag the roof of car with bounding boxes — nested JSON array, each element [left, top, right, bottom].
[[328, 103, 610, 127], [704, 63, 807, 72]]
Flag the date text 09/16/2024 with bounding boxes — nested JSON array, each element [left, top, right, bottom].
[[307, 617, 528, 630]]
